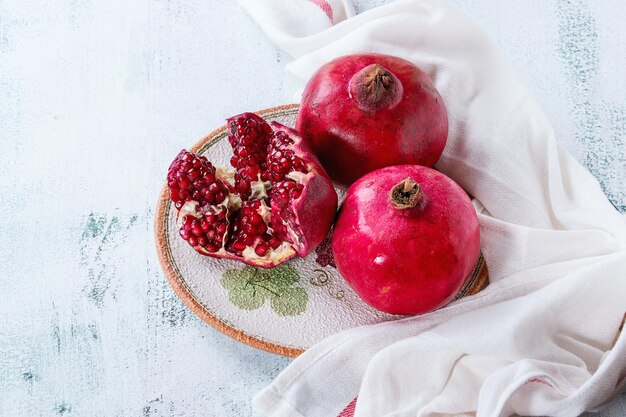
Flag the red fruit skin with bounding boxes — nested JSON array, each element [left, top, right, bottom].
[[332, 165, 480, 315], [269, 122, 338, 256], [167, 114, 338, 269], [296, 53, 448, 187]]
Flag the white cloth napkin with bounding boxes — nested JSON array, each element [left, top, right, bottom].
[[236, 0, 626, 416]]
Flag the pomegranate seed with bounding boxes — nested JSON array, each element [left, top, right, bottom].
[[255, 243, 269, 256], [243, 223, 255, 234], [268, 236, 282, 249], [243, 234, 254, 246], [238, 181, 250, 193], [180, 177, 192, 188], [249, 213, 263, 225], [227, 113, 273, 198]]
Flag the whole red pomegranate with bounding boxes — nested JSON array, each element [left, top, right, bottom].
[[167, 113, 338, 268], [296, 53, 448, 187], [332, 165, 480, 315]]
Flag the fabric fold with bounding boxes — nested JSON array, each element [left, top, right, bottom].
[[237, 0, 626, 416]]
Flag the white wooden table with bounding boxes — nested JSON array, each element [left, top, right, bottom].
[[0, 0, 624, 415]]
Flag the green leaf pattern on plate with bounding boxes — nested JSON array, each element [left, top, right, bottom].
[[221, 264, 308, 316]]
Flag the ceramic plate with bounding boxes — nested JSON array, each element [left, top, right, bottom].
[[154, 104, 489, 357]]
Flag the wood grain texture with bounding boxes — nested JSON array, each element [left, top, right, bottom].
[[0, 0, 623, 416]]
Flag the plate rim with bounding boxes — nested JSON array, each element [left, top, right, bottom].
[[154, 103, 304, 358]]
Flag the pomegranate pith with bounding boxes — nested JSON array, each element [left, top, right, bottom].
[[167, 113, 338, 268]]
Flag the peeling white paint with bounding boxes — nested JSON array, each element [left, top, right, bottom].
[[0, 0, 623, 416]]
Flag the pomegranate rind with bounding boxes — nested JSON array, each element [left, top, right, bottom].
[[296, 53, 448, 187], [332, 165, 480, 315], [269, 122, 338, 257]]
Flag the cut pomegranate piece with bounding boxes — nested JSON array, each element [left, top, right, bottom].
[[166, 113, 338, 268]]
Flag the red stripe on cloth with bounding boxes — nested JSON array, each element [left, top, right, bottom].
[[337, 397, 357, 417], [307, 0, 334, 22], [526, 377, 554, 388]]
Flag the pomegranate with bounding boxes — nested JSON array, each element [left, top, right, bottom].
[[167, 113, 338, 268], [296, 53, 448, 187], [332, 165, 480, 315]]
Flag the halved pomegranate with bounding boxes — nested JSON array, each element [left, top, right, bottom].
[[167, 113, 338, 268]]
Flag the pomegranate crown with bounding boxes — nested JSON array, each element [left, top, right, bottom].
[[349, 63, 403, 112], [390, 177, 422, 209]]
